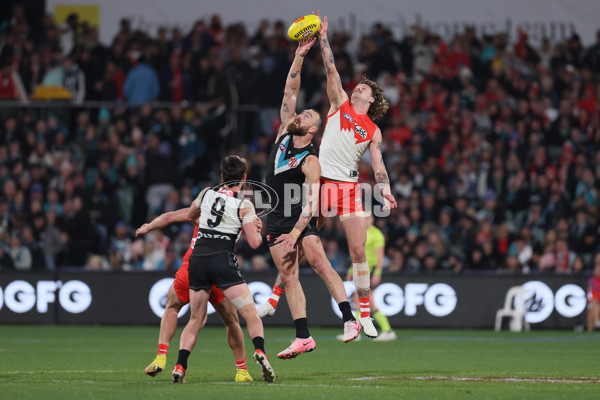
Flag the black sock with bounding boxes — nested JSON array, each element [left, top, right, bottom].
[[176, 349, 191, 370], [252, 336, 265, 353], [338, 301, 356, 322], [294, 317, 310, 339]]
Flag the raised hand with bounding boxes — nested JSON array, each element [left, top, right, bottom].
[[382, 194, 398, 211], [296, 36, 317, 57], [315, 10, 328, 36]]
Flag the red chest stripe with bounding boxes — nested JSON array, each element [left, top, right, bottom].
[[338, 101, 375, 144]]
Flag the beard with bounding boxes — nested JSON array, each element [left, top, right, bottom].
[[287, 123, 308, 136], [287, 119, 309, 137]]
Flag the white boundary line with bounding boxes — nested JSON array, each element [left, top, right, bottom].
[[207, 381, 383, 389], [348, 376, 600, 384], [3, 371, 598, 386], [2, 370, 119, 374]]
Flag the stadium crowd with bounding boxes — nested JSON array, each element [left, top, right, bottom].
[[0, 7, 599, 275]]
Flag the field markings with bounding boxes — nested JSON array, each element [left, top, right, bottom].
[[348, 376, 600, 384], [3, 371, 598, 385], [207, 381, 383, 389], [2, 370, 119, 374], [1, 374, 383, 389], [402, 335, 600, 343]]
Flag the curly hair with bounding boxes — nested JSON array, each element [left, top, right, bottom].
[[360, 76, 390, 122]]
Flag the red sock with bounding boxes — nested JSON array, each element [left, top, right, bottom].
[[267, 285, 285, 309], [235, 358, 247, 370], [157, 344, 169, 356], [359, 297, 370, 318]]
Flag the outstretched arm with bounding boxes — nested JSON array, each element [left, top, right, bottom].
[[275, 155, 321, 251], [136, 208, 193, 237], [317, 11, 348, 112], [277, 37, 317, 140], [369, 129, 397, 211]]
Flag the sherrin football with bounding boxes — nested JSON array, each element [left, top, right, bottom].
[[287, 15, 320, 41]]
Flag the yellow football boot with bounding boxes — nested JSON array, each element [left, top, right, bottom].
[[235, 368, 254, 383], [144, 355, 166, 377]]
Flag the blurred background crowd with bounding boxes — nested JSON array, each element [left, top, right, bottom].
[[0, 5, 599, 275]]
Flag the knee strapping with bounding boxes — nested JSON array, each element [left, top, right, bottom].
[[229, 291, 254, 309], [353, 262, 370, 290]]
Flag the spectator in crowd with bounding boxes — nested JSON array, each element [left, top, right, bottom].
[[62, 56, 85, 103], [506, 234, 533, 273], [41, 208, 63, 270], [8, 232, 32, 270], [0, 244, 15, 270], [0, 59, 28, 102], [59, 13, 79, 57], [85, 254, 109, 271], [325, 240, 348, 274], [124, 57, 160, 105], [250, 254, 268, 272], [141, 234, 166, 271]]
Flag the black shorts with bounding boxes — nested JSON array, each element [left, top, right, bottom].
[[188, 251, 245, 291], [266, 218, 319, 247]]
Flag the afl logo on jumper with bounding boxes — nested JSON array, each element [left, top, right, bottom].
[[343, 113, 353, 123], [279, 143, 287, 152], [288, 156, 299, 168], [354, 123, 367, 139]]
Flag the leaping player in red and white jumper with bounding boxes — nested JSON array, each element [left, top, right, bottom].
[[258, 12, 397, 338], [316, 11, 397, 337]]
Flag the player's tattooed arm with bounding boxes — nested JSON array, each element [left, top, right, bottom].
[[320, 37, 334, 74], [317, 11, 347, 110], [279, 39, 315, 140], [376, 141, 386, 166], [295, 178, 315, 232], [369, 129, 397, 211], [375, 172, 389, 185]]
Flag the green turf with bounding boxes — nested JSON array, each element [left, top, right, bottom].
[[0, 325, 598, 399]]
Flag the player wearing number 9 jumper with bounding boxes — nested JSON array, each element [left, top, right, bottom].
[[138, 212, 255, 383], [172, 155, 275, 384], [316, 11, 397, 338]]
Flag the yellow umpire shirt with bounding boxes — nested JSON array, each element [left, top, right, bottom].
[[365, 225, 385, 271]]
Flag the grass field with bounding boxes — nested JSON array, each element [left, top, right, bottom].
[[0, 325, 598, 399]]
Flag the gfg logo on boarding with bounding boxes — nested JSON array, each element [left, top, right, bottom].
[[0, 280, 92, 314], [522, 281, 586, 323], [332, 281, 458, 318]]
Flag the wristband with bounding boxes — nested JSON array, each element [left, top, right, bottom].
[[289, 228, 301, 239], [373, 268, 383, 277], [294, 55, 304, 63]]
